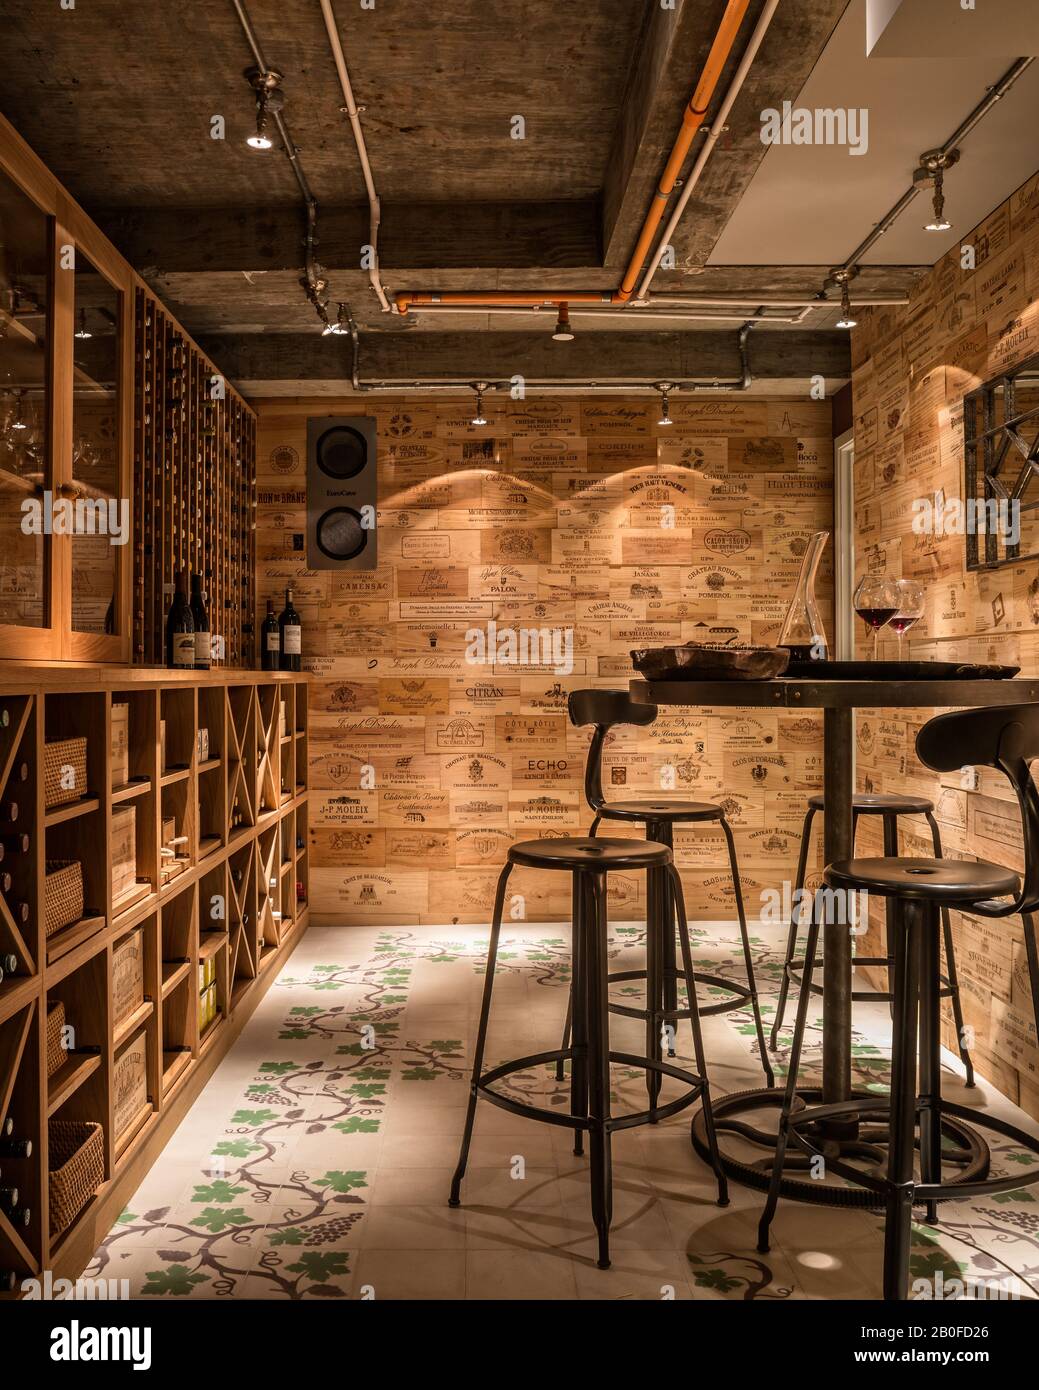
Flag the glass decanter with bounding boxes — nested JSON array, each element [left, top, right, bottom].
[[778, 530, 829, 662]]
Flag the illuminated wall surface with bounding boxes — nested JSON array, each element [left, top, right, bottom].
[[853, 170, 1039, 1119], [254, 394, 834, 928]]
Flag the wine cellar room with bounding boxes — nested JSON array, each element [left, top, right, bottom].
[[4, 0, 1039, 1335]]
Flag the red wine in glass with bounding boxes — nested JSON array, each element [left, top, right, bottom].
[[888, 614, 919, 636], [855, 606, 898, 631]]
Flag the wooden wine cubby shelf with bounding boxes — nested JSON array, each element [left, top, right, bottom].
[[133, 286, 257, 669], [0, 668, 308, 1295]]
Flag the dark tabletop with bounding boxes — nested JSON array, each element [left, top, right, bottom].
[[629, 677, 1039, 709]]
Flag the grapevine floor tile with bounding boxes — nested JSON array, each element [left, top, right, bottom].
[[88, 920, 1039, 1301]]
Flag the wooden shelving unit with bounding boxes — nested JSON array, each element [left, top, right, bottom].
[[132, 288, 257, 670], [0, 669, 308, 1296]]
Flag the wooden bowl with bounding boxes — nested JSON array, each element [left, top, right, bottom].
[[630, 643, 791, 682]]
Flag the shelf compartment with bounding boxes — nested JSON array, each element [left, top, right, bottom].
[[159, 687, 195, 778]]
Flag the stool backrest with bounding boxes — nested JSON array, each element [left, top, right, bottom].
[[916, 703, 1039, 914], [568, 689, 657, 812]]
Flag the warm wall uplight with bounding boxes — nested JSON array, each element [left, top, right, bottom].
[[552, 303, 575, 342], [656, 382, 675, 425], [471, 382, 489, 425]]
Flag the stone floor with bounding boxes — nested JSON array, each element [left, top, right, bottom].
[[85, 919, 1039, 1300]]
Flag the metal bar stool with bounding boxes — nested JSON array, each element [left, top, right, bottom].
[[770, 791, 975, 1086], [449, 835, 729, 1270], [557, 690, 774, 1094], [757, 704, 1039, 1300]]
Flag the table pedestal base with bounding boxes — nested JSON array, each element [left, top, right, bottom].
[[691, 1088, 990, 1207]]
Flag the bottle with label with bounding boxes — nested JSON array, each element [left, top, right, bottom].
[[279, 587, 302, 673], [165, 570, 195, 669], [190, 573, 210, 670], [261, 598, 280, 671]]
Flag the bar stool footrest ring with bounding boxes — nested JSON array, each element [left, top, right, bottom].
[[474, 1047, 707, 1134]]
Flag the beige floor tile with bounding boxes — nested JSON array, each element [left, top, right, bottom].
[[573, 1248, 696, 1300], [361, 1202, 469, 1250], [352, 1249, 467, 1300], [465, 1249, 579, 1299], [371, 1166, 457, 1205]]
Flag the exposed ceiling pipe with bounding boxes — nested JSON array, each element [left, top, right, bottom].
[[614, 0, 751, 302], [231, 0, 326, 327], [394, 0, 753, 317], [636, 0, 780, 301], [403, 302, 815, 324], [318, 0, 392, 314], [348, 314, 756, 393], [834, 56, 1033, 278]]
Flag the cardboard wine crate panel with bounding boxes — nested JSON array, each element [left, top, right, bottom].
[[851, 169, 1039, 1119], [254, 394, 834, 926]]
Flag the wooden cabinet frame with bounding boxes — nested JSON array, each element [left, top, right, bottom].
[[0, 114, 135, 663]]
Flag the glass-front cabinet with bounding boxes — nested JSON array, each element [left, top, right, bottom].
[[0, 123, 132, 661]]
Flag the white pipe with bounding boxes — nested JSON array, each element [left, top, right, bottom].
[[406, 303, 815, 324], [318, 0, 392, 313], [636, 0, 781, 301]]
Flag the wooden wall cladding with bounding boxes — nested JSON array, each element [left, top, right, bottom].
[[132, 289, 256, 667], [258, 397, 834, 928], [255, 394, 833, 927], [851, 169, 1039, 1119]]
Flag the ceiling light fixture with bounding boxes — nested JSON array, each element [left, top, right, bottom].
[[656, 382, 675, 426], [552, 303, 575, 342], [74, 309, 92, 340], [830, 268, 858, 330], [322, 303, 350, 336], [915, 148, 959, 232], [471, 382, 489, 426], [245, 66, 283, 150]]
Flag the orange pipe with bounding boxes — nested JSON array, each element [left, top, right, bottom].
[[394, 0, 751, 316], [615, 0, 751, 301]]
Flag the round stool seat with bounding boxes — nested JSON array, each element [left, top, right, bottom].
[[508, 836, 671, 872], [807, 792, 934, 815], [824, 856, 1019, 904], [599, 798, 722, 824]]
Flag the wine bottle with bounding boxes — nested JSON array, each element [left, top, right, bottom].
[[0, 1117, 11, 1138], [0, 834, 29, 859], [261, 599, 279, 672], [4, 1205, 30, 1228], [0, 953, 17, 973], [0, 802, 17, 825], [0, 1139, 31, 1159], [0, 1270, 16, 1293], [0, 1187, 18, 1209], [278, 588, 302, 673], [11, 762, 27, 784], [165, 570, 195, 669], [4, 902, 28, 926], [0, 871, 12, 894], [190, 574, 211, 671]]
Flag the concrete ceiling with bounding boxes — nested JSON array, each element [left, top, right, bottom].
[[0, 0, 1029, 393]]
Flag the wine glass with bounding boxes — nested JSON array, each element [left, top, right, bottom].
[[890, 578, 925, 661], [853, 575, 899, 660]]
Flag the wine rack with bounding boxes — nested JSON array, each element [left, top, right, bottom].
[[133, 288, 257, 669], [0, 669, 307, 1297]]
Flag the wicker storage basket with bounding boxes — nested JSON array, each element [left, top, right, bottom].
[[45, 860, 84, 939], [48, 1119, 104, 1237], [45, 1000, 67, 1078], [44, 737, 88, 809]]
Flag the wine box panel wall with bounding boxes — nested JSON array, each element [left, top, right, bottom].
[[133, 288, 257, 669], [850, 170, 1039, 1121], [253, 394, 834, 926], [0, 670, 308, 1297]]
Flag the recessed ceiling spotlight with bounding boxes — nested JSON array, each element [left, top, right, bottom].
[[915, 148, 959, 232], [552, 303, 575, 342], [471, 381, 489, 426], [656, 382, 675, 426], [830, 269, 857, 330], [246, 67, 283, 150], [73, 309, 92, 340]]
